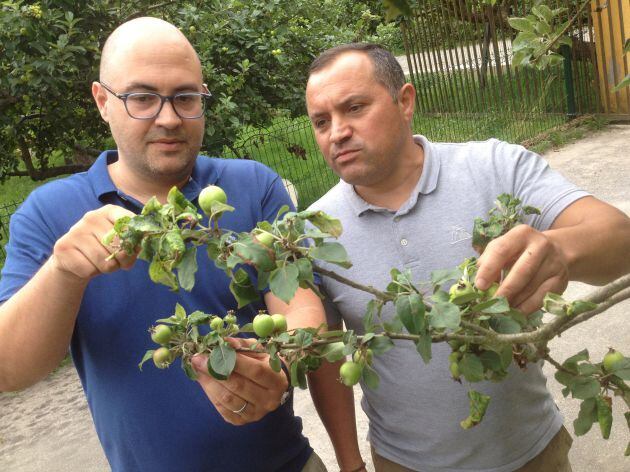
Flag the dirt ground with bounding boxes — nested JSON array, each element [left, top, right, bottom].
[[1, 124, 628, 471]]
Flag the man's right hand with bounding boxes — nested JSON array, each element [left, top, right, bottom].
[[50, 205, 137, 281]]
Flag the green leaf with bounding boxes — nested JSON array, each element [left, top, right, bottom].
[[182, 360, 198, 381], [512, 48, 533, 68], [299, 210, 343, 237], [430, 268, 461, 287], [499, 344, 513, 369], [269, 355, 282, 373], [187, 310, 212, 325], [269, 263, 300, 303], [141, 196, 162, 215], [479, 350, 503, 372], [208, 200, 235, 217], [138, 350, 155, 371], [431, 290, 450, 303], [232, 234, 276, 271], [429, 302, 461, 330], [209, 343, 236, 378], [309, 242, 352, 268], [508, 17, 536, 33], [573, 398, 597, 436], [368, 335, 394, 355], [229, 269, 260, 308], [563, 349, 590, 370], [295, 257, 314, 284], [319, 341, 346, 363], [362, 365, 380, 389], [383, 0, 412, 22], [415, 332, 432, 364], [532, 4, 553, 23], [177, 246, 198, 291], [460, 390, 491, 429], [257, 269, 270, 291], [612, 358, 630, 380], [149, 259, 178, 290], [571, 376, 601, 400], [489, 314, 522, 334], [577, 363, 599, 376], [363, 300, 379, 331], [167, 186, 191, 213], [459, 354, 484, 383], [596, 395, 613, 439], [472, 296, 510, 314], [547, 54, 564, 67], [290, 360, 307, 389], [396, 293, 426, 335], [543, 292, 568, 316], [566, 300, 597, 316]]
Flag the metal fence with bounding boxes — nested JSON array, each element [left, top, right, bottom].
[[400, 0, 601, 143], [0, 201, 20, 265], [227, 117, 339, 210]]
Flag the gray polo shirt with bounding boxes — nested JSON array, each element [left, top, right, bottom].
[[308, 135, 589, 472]]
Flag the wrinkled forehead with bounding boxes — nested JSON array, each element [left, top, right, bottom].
[[308, 53, 379, 91], [306, 53, 382, 107]]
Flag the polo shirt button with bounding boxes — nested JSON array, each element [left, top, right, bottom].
[[401, 238, 408, 246]]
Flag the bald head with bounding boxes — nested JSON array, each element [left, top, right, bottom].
[[99, 17, 201, 84]]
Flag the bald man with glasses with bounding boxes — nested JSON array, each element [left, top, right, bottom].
[[0, 17, 365, 472]]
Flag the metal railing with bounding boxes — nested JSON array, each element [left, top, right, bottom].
[[0, 201, 20, 265], [400, 0, 601, 143]]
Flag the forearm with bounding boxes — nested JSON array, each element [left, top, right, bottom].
[[547, 203, 630, 284], [308, 359, 364, 471], [0, 256, 87, 391]]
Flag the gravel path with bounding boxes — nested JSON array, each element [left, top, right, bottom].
[[1, 125, 628, 471]]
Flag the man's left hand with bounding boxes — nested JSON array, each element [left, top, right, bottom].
[[475, 224, 569, 314], [191, 337, 289, 425]]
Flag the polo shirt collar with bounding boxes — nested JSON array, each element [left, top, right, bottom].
[[341, 134, 440, 217], [88, 150, 213, 208]]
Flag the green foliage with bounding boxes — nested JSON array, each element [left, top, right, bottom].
[[471, 193, 540, 251], [0, 0, 357, 180], [508, 4, 572, 70], [0, 0, 117, 180], [116, 189, 629, 440]]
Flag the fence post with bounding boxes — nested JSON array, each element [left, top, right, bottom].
[[591, 0, 630, 114], [560, 44, 577, 119]]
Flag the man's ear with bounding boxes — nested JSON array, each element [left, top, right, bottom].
[[92, 82, 109, 122], [398, 83, 416, 122]]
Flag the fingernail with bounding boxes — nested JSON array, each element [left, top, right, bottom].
[[475, 277, 487, 289], [191, 355, 204, 371]]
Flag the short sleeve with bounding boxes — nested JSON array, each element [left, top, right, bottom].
[[495, 141, 590, 231], [0, 206, 56, 302]]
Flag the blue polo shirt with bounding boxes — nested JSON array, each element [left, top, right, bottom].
[[0, 151, 312, 472]]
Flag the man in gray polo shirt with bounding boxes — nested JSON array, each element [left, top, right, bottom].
[[305, 43, 630, 472]]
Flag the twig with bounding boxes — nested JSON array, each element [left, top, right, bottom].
[[312, 264, 395, 302], [558, 286, 630, 334]]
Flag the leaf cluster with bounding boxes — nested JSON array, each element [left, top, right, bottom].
[[554, 349, 630, 452], [109, 189, 629, 442], [508, 3, 574, 70]]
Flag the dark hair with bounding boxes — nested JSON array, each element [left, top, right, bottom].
[[308, 43, 405, 100]]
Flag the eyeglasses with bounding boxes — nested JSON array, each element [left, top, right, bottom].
[[98, 82, 212, 120]]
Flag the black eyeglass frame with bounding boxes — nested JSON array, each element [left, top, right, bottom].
[[98, 81, 212, 120]]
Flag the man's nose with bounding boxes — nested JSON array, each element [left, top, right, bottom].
[[154, 99, 182, 128], [329, 117, 352, 144]]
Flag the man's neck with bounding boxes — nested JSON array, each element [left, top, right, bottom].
[[354, 141, 425, 211], [107, 160, 191, 204]]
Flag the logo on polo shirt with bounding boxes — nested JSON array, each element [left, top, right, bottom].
[[450, 225, 471, 245]]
